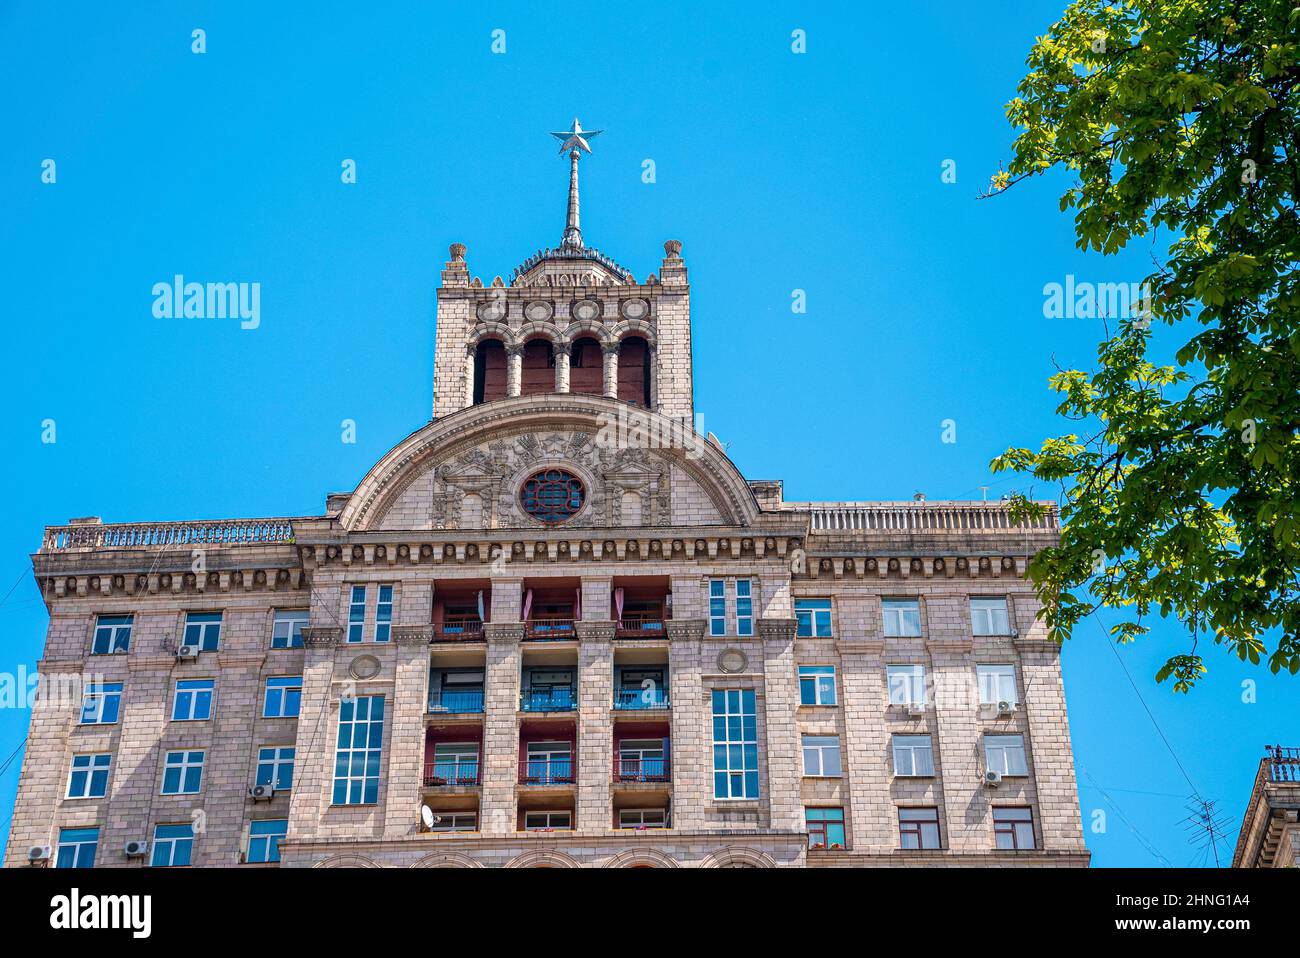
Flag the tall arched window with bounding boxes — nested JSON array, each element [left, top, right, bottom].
[[617, 335, 651, 407], [569, 336, 604, 396], [473, 339, 507, 405], [519, 339, 554, 397]]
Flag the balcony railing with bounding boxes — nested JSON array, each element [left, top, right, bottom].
[[615, 614, 666, 637], [428, 688, 485, 714], [525, 618, 576, 641], [614, 687, 670, 710], [432, 617, 485, 641], [1267, 745, 1300, 783], [784, 500, 1060, 533], [520, 688, 577, 712], [41, 518, 298, 552], [423, 762, 481, 787], [614, 756, 670, 783], [519, 758, 575, 786]]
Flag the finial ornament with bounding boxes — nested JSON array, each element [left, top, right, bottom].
[[550, 118, 603, 250]]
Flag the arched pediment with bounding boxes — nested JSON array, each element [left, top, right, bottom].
[[337, 395, 760, 532]]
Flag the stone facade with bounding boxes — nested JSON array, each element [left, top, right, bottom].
[[1232, 747, 1300, 867], [5, 178, 1089, 869]]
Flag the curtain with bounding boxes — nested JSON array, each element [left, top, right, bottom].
[[522, 589, 533, 622], [613, 587, 625, 621], [574, 587, 581, 621], [476, 590, 485, 622]]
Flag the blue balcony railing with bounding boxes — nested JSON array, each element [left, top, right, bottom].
[[423, 761, 481, 787], [520, 687, 577, 712], [428, 687, 485, 714], [614, 687, 670, 710], [614, 756, 670, 783], [519, 758, 575, 785]]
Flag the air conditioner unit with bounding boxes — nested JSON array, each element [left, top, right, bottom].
[[983, 770, 1003, 787], [27, 845, 51, 863], [248, 784, 275, 802], [176, 645, 200, 660], [124, 840, 148, 858], [997, 700, 1016, 716], [906, 703, 925, 717]]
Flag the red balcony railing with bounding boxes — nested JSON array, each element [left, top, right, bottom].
[[525, 618, 576, 641], [423, 762, 481, 787], [518, 757, 576, 785], [615, 613, 667, 637], [431, 616, 485, 641], [613, 756, 671, 783]]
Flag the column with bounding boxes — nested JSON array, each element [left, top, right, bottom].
[[928, 632, 982, 852], [667, 619, 707, 829], [837, 637, 893, 851], [759, 618, 803, 832], [285, 627, 344, 851], [1017, 634, 1088, 852], [382, 628, 432, 838], [601, 342, 619, 399], [553, 342, 571, 394], [505, 344, 523, 399], [576, 622, 615, 833], [480, 623, 523, 835], [464, 344, 477, 407]]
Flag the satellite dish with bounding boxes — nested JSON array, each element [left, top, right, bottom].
[[419, 804, 437, 830]]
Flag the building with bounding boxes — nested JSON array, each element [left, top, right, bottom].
[[5, 123, 1089, 869], [1232, 745, 1299, 868]]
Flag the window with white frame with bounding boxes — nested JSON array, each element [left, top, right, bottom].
[[91, 614, 132, 655], [971, 597, 1011, 636], [161, 750, 205, 795], [708, 579, 727, 636], [795, 598, 832, 637], [984, 734, 1028, 776], [271, 609, 308, 649], [735, 579, 754, 636], [79, 682, 123, 725], [712, 688, 758, 799], [428, 742, 480, 785], [977, 664, 1018, 705], [151, 823, 194, 867], [618, 808, 667, 829], [524, 811, 572, 831], [882, 599, 922, 637], [374, 584, 393, 642], [886, 664, 927, 706], [347, 585, 367, 643], [66, 753, 112, 799], [801, 735, 842, 777], [255, 747, 295, 790], [55, 827, 99, 868], [172, 679, 214, 721], [892, 734, 935, 777], [992, 807, 1036, 849], [245, 819, 288, 864], [182, 611, 222, 651], [263, 676, 302, 718], [332, 695, 384, 805], [798, 665, 837, 706], [429, 812, 478, 832]]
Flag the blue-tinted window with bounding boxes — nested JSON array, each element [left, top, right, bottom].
[[806, 807, 846, 849], [711, 688, 758, 799], [183, 611, 222, 651], [151, 823, 194, 867], [271, 609, 309, 649], [735, 580, 753, 636], [798, 666, 837, 706], [332, 695, 384, 805], [172, 679, 214, 721], [55, 827, 99, 868], [347, 585, 367, 643], [374, 585, 393, 642], [246, 819, 288, 864], [66, 753, 112, 798], [161, 750, 205, 795], [256, 747, 295, 789], [263, 676, 302, 718], [91, 615, 132, 655], [708, 579, 727, 636], [80, 683, 123, 725], [795, 599, 832, 637]]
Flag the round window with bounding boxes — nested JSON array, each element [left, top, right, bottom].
[[520, 469, 586, 523]]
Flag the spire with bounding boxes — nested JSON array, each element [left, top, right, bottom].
[[549, 118, 602, 250]]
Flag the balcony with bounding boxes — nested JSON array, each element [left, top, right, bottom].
[[1268, 746, 1300, 783], [614, 756, 670, 784], [615, 612, 666, 638], [428, 688, 485, 714], [614, 687, 670, 710], [423, 762, 481, 787], [525, 618, 576, 641], [431, 616, 485, 642], [520, 688, 577, 712], [519, 758, 576, 786]]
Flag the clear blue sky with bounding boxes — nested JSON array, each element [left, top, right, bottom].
[[0, 1, 1292, 866]]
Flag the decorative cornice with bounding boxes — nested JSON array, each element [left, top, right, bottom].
[[575, 621, 616, 642], [758, 618, 797, 641], [392, 625, 432, 646], [483, 623, 526, 644], [302, 627, 343, 649], [834, 636, 886, 656], [665, 618, 706, 642]]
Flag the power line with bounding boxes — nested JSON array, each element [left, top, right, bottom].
[[1081, 766, 1172, 866]]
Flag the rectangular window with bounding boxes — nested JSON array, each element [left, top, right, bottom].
[[332, 695, 384, 805], [618, 808, 667, 829], [161, 750, 205, 795], [246, 819, 288, 864], [524, 811, 572, 831], [798, 665, 837, 706], [91, 614, 132, 655], [172, 679, 214, 721], [182, 611, 222, 651], [66, 753, 112, 799], [151, 823, 194, 867], [79, 682, 123, 725], [524, 741, 573, 784], [801, 735, 842, 777], [374, 585, 393, 642], [347, 585, 367, 643], [882, 599, 922, 637], [708, 579, 727, 636], [892, 734, 935, 777], [735, 579, 754, 636], [712, 688, 759, 799], [977, 664, 1018, 705], [430, 813, 478, 832], [255, 747, 296, 790], [886, 664, 927, 706], [795, 599, 832, 637], [984, 734, 1028, 776], [899, 807, 942, 850], [263, 676, 303, 718], [429, 743, 480, 785], [971, 598, 1011, 636], [993, 807, 1036, 850], [271, 609, 309, 649], [806, 807, 845, 849], [55, 827, 99, 868]]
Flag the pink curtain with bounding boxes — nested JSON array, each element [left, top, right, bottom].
[[574, 587, 582, 621], [522, 589, 533, 621], [476, 590, 485, 622], [614, 587, 625, 621]]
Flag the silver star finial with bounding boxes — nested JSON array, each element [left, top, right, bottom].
[[549, 118, 602, 155]]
